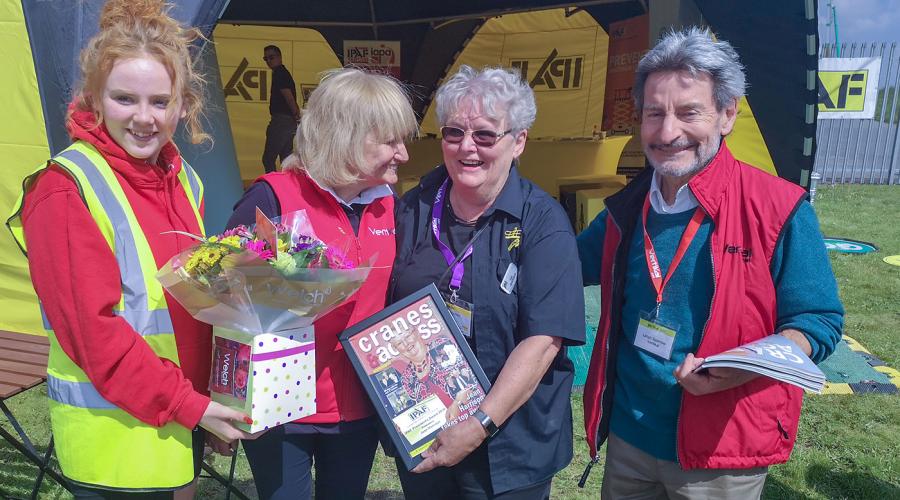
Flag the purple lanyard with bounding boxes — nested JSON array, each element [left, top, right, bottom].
[[432, 179, 473, 292]]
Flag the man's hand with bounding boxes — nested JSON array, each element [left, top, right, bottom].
[[412, 415, 487, 473], [674, 353, 759, 396], [206, 432, 235, 456]]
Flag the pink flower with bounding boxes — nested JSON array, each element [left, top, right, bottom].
[[221, 225, 250, 238], [245, 240, 274, 260], [325, 246, 352, 269]]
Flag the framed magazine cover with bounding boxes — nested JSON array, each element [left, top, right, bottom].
[[338, 283, 491, 471]]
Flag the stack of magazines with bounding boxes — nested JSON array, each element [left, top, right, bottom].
[[699, 335, 826, 393]]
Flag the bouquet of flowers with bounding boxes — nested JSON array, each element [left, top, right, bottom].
[[157, 208, 372, 334], [158, 208, 374, 431]]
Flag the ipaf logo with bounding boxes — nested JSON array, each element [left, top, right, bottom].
[[224, 57, 268, 101], [818, 70, 868, 112], [510, 49, 584, 91], [346, 45, 397, 66]]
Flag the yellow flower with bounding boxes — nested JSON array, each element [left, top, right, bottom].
[[219, 235, 241, 248]]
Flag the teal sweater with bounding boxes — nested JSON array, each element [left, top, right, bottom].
[[577, 201, 843, 461]]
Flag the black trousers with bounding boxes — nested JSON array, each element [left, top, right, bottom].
[[396, 444, 552, 500], [241, 424, 379, 500], [262, 114, 297, 173]]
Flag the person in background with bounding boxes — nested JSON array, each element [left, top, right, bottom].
[[262, 44, 301, 173], [226, 67, 417, 500], [389, 65, 585, 499], [577, 27, 844, 499], [7, 0, 254, 497]]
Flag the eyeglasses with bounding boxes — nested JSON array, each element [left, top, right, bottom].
[[440, 126, 513, 147]]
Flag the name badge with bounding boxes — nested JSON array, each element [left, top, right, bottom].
[[500, 263, 518, 294], [442, 293, 474, 338], [634, 313, 677, 360]]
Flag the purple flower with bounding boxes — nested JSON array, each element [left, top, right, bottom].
[[292, 241, 314, 252]]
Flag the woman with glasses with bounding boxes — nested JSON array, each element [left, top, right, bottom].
[[225, 67, 417, 500], [389, 65, 585, 499]]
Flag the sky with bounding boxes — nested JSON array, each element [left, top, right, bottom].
[[818, 0, 900, 46]]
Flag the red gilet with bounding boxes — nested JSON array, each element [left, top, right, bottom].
[[583, 143, 807, 469], [21, 107, 211, 430], [259, 169, 395, 423]]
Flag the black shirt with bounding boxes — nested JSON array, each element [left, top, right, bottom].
[[393, 189, 477, 325], [391, 164, 586, 494], [226, 182, 366, 236], [269, 65, 297, 117]]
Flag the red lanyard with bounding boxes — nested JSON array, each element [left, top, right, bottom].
[[641, 195, 706, 306]]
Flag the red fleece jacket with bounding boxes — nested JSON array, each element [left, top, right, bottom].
[[20, 107, 211, 430]]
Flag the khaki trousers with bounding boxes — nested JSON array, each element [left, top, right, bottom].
[[601, 433, 768, 500]]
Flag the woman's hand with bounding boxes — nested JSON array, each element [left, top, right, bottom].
[[199, 401, 257, 444]]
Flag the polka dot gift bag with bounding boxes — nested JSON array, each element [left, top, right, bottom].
[[211, 328, 317, 432]]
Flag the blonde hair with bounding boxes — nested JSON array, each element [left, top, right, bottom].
[[291, 68, 417, 186], [71, 0, 209, 144]]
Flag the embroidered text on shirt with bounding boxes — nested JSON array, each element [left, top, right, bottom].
[[505, 227, 522, 251]]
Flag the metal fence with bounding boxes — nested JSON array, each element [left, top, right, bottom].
[[815, 42, 900, 184]]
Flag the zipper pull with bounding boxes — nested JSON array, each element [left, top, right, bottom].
[[578, 456, 601, 488], [777, 419, 790, 439]]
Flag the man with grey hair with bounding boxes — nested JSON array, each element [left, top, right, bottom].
[[577, 28, 843, 498]]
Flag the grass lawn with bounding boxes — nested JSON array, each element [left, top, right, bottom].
[[1, 185, 898, 499]]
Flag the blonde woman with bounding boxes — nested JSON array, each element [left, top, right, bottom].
[[226, 67, 417, 500]]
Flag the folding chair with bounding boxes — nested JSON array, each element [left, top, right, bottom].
[[0, 330, 71, 499], [199, 441, 251, 500]]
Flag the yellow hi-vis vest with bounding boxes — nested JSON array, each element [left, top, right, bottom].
[[6, 141, 205, 490]]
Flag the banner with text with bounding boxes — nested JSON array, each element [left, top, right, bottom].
[[420, 10, 608, 139], [818, 57, 881, 119], [343, 40, 401, 78]]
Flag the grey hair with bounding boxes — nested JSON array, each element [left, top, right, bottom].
[[633, 27, 746, 112], [435, 65, 537, 132]]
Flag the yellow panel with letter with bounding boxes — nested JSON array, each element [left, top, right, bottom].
[[0, 0, 51, 335], [213, 25, 341, 182], [420, 9, 608, 140]]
